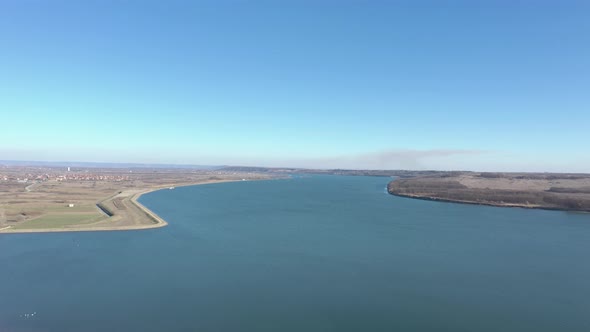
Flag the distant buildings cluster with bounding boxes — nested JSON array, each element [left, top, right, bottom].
[[0, 172, 130, 183], [55, 174, 131, 182]]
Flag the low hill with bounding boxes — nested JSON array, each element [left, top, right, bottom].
[[388, 172, 590, 212]]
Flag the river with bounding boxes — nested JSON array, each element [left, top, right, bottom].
[[1, 175, 589, 331]]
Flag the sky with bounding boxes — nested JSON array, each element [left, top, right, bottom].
[[1, 0, 589, 172]]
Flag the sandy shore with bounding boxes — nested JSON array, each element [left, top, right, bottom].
[[0, 179, 241, 234]]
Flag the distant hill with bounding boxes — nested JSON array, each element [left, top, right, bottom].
[[219, 166, 459, 178]]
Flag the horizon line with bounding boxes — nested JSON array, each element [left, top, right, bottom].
[[1, 159, 589, 175]]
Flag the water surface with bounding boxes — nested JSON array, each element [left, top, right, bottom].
[[1, 175, 589, 331]]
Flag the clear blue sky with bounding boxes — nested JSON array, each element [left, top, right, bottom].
[[1, 1, 589, 171]]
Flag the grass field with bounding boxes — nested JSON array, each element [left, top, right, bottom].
[[5, 204, 100, 214], [12, 213, 106, 229]]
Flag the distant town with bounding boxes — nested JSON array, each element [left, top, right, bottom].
[[0, 166, 131, 183]]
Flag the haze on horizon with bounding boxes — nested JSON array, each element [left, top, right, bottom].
[[1, 1, 588, 173]]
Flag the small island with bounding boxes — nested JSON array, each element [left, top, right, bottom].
[[388, 172, 590, 212]]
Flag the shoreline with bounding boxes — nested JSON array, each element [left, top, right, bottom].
[[387, 175, 590, 213], [0, 179, 245, 234], [388, 191, 590, 213]]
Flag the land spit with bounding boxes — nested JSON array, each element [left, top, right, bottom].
[[0, 167, 272, 234]]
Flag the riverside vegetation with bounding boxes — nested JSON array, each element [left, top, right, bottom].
[[388, 172, 590, 212]]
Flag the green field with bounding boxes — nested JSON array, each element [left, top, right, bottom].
[[12, 213, 106, 229], [4, 204, 99, 215]]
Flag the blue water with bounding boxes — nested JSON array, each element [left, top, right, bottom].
[[1, 175, 589, 331]]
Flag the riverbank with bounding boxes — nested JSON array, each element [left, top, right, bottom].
[[388, 191, 563, 211], [0, 179, 255, 234], [387, 173, 590, 212]]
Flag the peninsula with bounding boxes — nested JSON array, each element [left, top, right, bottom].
[[0, 165, 272, 233], [388, 172, 590, 212]]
